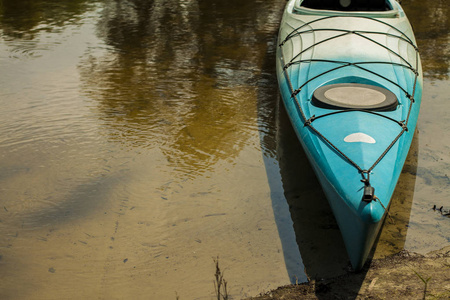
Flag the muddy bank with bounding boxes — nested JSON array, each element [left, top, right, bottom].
[[247, 246, 450, 300]]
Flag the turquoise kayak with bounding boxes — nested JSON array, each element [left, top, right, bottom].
[[276, 0, 422, 270]]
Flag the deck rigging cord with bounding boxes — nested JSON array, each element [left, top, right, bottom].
[[279, 15, 420, 203]]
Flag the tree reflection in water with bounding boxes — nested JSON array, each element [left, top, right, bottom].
[[79, 0, 284, 178], [0, 0, 91, 38], [403, 0, 449, 80]]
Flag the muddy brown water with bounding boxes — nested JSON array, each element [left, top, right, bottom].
[[0, 0, 448, 299]]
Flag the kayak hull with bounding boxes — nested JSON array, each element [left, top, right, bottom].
[[276, 0, 422, 270]]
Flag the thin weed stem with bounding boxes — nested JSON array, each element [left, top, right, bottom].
[[412, 269, 432, 300], [214, 257, 229, 300]]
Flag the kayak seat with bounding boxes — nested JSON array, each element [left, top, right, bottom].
[[300, 0, 391, 11], [311, 83, 398, 111]]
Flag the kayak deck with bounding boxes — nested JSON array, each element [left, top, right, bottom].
[[278, 15, 420, 190], [276, 0, 422, 270]]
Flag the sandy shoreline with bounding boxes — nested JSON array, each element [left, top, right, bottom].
[[247, 245, 450, 299]]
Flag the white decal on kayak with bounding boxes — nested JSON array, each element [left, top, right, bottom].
[[344, 133, 376, 144]]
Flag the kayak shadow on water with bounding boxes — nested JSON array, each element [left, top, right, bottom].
[[257, 36, 418, 299], [275, 97, 351, 279]]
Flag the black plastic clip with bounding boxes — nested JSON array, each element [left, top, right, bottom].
[[361, 171, 375, 202], [362, 185, 375, 202]]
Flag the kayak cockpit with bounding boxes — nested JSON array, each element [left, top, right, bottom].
[[299, 0, 393, 12], [292, 0, 401, 18]]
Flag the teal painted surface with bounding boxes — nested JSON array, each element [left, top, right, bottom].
[[276, 0, 422, 269]]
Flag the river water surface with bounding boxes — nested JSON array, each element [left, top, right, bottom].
[[0, 0, 449, 299]]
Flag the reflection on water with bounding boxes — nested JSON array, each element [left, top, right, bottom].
[[0, 0, 449, 298], [0, 0, 91, 38], [401, 0, 450, 255], [79, 0, 285, 178], [0, 0, 296, 299], [403, 0, 449, 80]]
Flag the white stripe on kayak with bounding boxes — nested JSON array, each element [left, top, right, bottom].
[[344, 133, 376, 144]]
